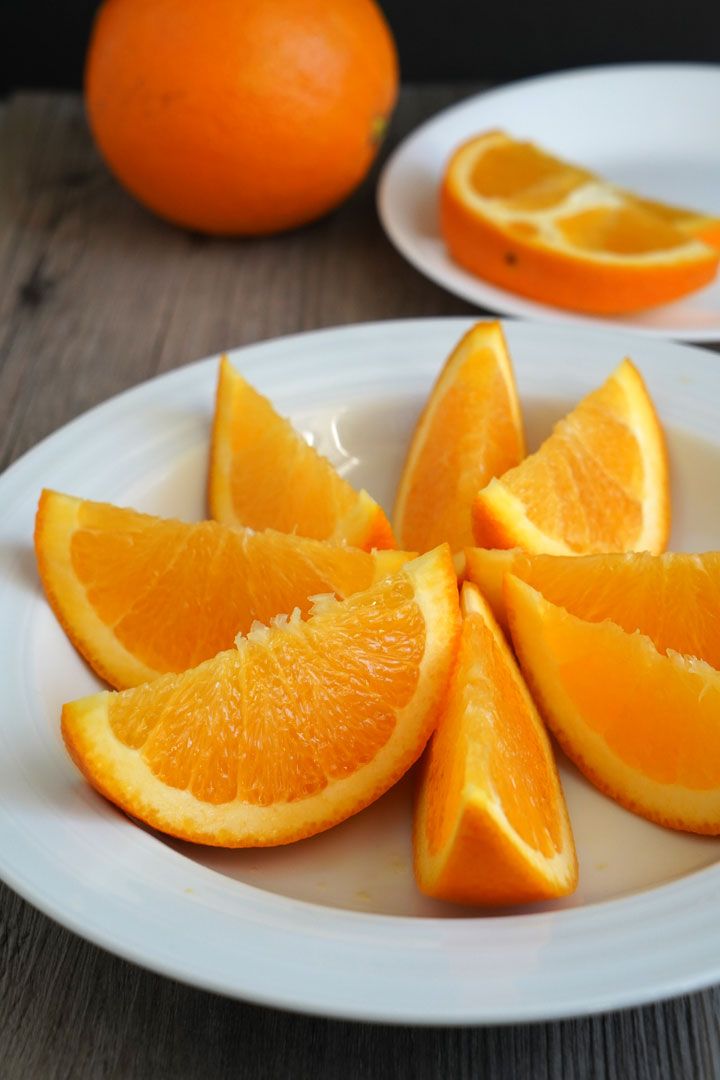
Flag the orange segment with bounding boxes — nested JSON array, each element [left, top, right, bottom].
[[35, 489, 411, 689], [414, 582, 577, 905], [61, 547, 461, 847], [393, 320, 525, 553], [472, 358, 670, 555], [463, 548, 720, 667], [209, 356, 394, 550], [629, 193, 720, 251], [505, 575, 720, 834], [441, 131, 720, 315]]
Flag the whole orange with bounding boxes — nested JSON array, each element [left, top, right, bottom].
[[85, 0, 399, 235]]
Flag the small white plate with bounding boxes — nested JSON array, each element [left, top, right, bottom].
[[2, 318, 720, 1025], [378, 64, 720, 341]]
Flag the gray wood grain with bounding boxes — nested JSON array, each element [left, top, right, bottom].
[[1, 86, 719, 1079]]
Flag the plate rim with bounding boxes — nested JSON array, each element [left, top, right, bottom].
[[3, 316, 720, 1025], [378, 61, 720, 343]]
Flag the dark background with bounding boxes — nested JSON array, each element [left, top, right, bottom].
[[2, 0, 720, 93]]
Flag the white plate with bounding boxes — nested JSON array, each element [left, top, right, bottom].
[[378, 64, 720, 342], [2, 318, 720, 1025]]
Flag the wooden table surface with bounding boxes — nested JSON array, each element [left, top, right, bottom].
[[2, 85, 720, 1079]]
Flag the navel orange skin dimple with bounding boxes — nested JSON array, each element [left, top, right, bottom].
[[85, 0, 398, 235]]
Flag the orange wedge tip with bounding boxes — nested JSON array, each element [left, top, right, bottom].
[[35, 489, 411, 689], [393, 320, 525, 554], [441, 130, 720, 315], [209, 356, 394, 550], [61, 546, 461, 847], [472, 358, 670, 555], [506, 575, 720, 835], [413, 581, 577, 905]]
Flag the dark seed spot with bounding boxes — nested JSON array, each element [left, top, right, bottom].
[[505, 252, 518, 266]]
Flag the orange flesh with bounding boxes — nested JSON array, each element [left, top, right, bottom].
[[395, 323, 524, 553], [63, 497, 404, 679], [507, 580, 720, 793], [423, 609, 562, 858], [226, 382, 357, 539], [468, 141, 590, 204], [107, 576, 424, 805], [464, 549, 720, 670], [556, 206, 688, 255], [547, 621, 720, 788], [469, 144, 694, 255], [621, 195, 720, 250], [505, 381, 642, 551], [210, 358, 394, 549], [399, 348, 519, 550], [472, 359, 669, 556]]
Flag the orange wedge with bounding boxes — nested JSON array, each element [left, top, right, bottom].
[[462, 548, 720, 666], [393, 320, 525, 553], [441, 131, 720, 314], [414, 582, 577, 904], [506, 575, 720, 834], [35, 489, 411, 689], [209, 356, 394, 550], [472, 358, 670, 555], [61, 547, 461, 847]]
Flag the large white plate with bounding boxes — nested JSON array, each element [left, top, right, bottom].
[[2, 318, 720, 1025], [378, 64, 720, 341]]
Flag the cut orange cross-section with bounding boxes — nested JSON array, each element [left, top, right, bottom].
[[472, 358, 670, 555], [441, 130, 720, 315], [506, 575, 720, 835], [462, 547, 720, 666], [209, 356, 395, 550], [35, 489, 411, 689], [61, 546, 461, 847], [393, 320, 525, 554], [413, 581, 577, 905]]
